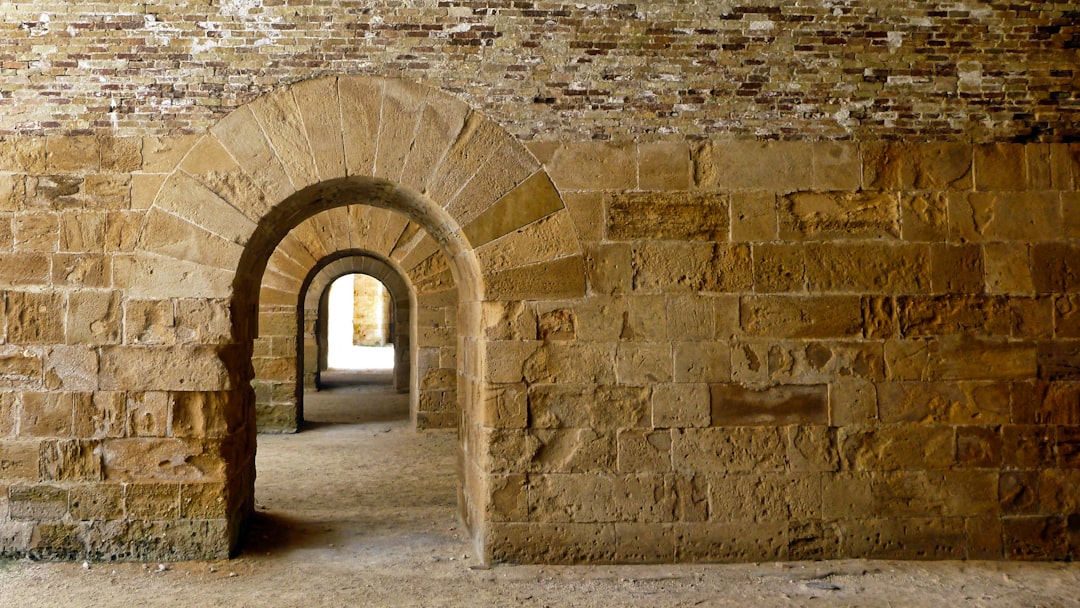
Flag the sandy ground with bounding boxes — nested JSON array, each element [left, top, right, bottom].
[[2, 371, 1079, 607]]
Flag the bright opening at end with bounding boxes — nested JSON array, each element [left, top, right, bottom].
[[327, 274, 394, 370]]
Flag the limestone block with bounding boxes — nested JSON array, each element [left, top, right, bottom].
[[463, 171, 564, 249], [400, 99, 471, 195], [560, 192, 605, 244], [930, 243, 983, 294], [1066, 193, 1080, 239], [0, 214, 11, 252], [0, 347, 43, 390], [652, 383, 710, 428], [615, 522, 676, 563], [99, 346, 231, 392], [101, 438, 225, 482], [788, 520, 842, 561], [1002, 425, 1055, 469], [19, 392, 73, 438], [528, 473, 675, 523], [984, 243, 1033, 294], [7, 291, 64, 345], [710, 384, 828, 426], [140, 208, 243, 271], [0, 441, 39, 481], [528, 429, 617, 474], [709, 472, 821, 522], [373, 79, 430, 183], [1039, 342, 1080, 381], [974, 143, 1027, 191], [104, 211, 141, 253], [537, 308, 576, 341], [639, 142, 691, 191], [475, 211, 578, 275], [1033, 243, 1080, 293], [863, 142, 972, 190], [632, 242, 752, 294], [671, 427, 787, 473], [249, 90, 319, 190], [1003, 516, 1068, 560], [839, 426, 954, 471], [956, 425, 1002, 467], [616, 343, 672, 384], [751, 244, 805, 292], [821, 472, 874, 519], [9, 484, 69, 520], [99, 137, 142, 173], [1011, 381, 1080, 425], [126, 392, 169, 437], [617, 429, 672, 473], [28, 175, 85, 208], [787, 425, 839, 472], [440, 122, 537, 223], [39, 439, 103, 482], [112, 253, 234, 299], [82, 174, 131, 210], [209, 108, 294, 204], [46, 136, 100, 172], [338, 76, 384, 177], [43, 345, 97, 392], [839, 517, 966, 560], [481, 301, 537, 341], [175, 299, 232, 345], [528, 384, 649, 429], [141, 135, 199, 173], [675, 521, 787, 562], [13, 212, 58, 252], [584, 243, 633, 296], [52, 253, 110, 288], [694, 140, 814, 192], [607, 192, 728, 242], [1057, 426, 1080, 468], [901, 192, 948, 241], [290, 78, 345, 181], [485, 256, 588, 301], [482, 383, 527, 429], [485, 340, 538, 384], [0, 253, 49, 287], [179, 482, 228, 519], [766, 341, 885, 385], [804, 243, 930, 293], [486, 522, 616, 564], [949, 192, 1062, 243], [0, 137, 45, 173], [523, 341, 618, 386], [124, 483, 180, 519], [0, 175, 26, 212], [672, 342, 730, 383], [900, 295, 1051, 339], [543, 141, 636, 191], [730, 192, 777, 242], [69, 484, 123, 520], [876, 382, 1010, 425], [72, 392, 126, 439], [740, 295, 862, 339], [58, 212, 107, 256], [999, 471, 1039, 515], [153, 171, 256, 245], [779, 191, 899, 240], [666, 294, 714, 342], [813, 142, 862, 190], [1038, 468, 1080, 513], [180, 136, 271, 222]]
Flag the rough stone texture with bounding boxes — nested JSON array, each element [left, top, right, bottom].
[[0, 8, 1078, 568]]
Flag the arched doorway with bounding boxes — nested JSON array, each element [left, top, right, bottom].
[[128, 75, 585, 560]]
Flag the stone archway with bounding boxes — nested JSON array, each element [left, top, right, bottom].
[[122, 76, 586, 559]]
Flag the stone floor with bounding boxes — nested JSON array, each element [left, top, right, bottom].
[[1, 372, 1078, 607]]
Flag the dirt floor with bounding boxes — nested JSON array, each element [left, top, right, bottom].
[[2, 371, 1079, 607]]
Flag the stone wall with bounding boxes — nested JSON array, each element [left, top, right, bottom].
[[0, 1, 1077, 565], [352, 275, 390, 347], [0, 2, 1075, 142]]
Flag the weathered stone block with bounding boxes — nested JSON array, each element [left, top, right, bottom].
[[1010, 381, 1080, 425], [956, 425, 1003, 467], [877, 381, 1009, 425], [974, 143, 1027, 191], [672, 427, 787, 473], [0, 441, 39, 481], [1003, 516, 1068, 560], [675, 521, 787, 562], [43, 346, 98, 392], [617, 429, 672, 473], [125, 483, 179, 520], [840, 426, 954, 471], [69, 484, 123, 520], [463, 171, 564, 248], [0, 253, 49, 286], [7, 291, 64, 344], [19, 393, 73, 438], [39, 439, 103, 482], [99, 346, 231, 392], [523, 342, 615, 385], [482, 382, 528, 429], [930, 244, 983, 294], [1000, 471, 1039, 515], [126, 392, 169, 437], [615, 522, 676, 563], [52, 253, 110, 288], [694, 140, 814, 192], [46, 136, 99, 172], [864, 142, 972, 190], [730, 192, 777, 242], [652, 383, 711, 428], [486, 522, 616, 564], [529, 384, 649, 430], [179, 482, 227, 519], [829, 378, 878, 425], [751, 244, 804, 292], [862, 296, 897, 339], [710, 384, 828, 426], [73, 392, 125, 439], [9, 484, 68, 520], [1002, 425, 1055, 469], [13, 212, 59, 253], [538, 308, 576, 341], [780, 191, 899, 240], [1033, 243, 1080, 293], [633, 242, 752, 294], [901, 192, 949, 241], [840, 517, 966, 559], [1038, 341, 1080, 381], [740, 295, 862, 338], [788, 520, 841, 561], [787, 425, 839, 472], [101, 438, 225, 482], [709, 472, 821, 522], [485, 256, 587, 301], [529, 473, 675, 523], [543, 141, 636, 191], [766, 341, 884, 384], [950, 192, 1062, 242], [804, 243, 930, 293], [638, 142, 691, 190], [607, 191, 728, 241]]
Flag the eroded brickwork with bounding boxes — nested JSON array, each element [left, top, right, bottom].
[[0, 2, 1076, 141]]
